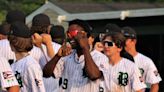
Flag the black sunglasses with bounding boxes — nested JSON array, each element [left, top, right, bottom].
[[102, 41, 114, 47]]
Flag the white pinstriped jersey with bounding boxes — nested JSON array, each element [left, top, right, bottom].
[[0, 39, 16, 61], [53, 49, 109, 92], [0, 39, 45, 64], [134, 53, 162, 88], [30, 42, 61, 68], [29, 46, 45, 63], [40, 42, 61, 92], [0, 39, 61, 92], [102, 58, 146, 92], [11, 55, 45, 92], [0, 57, 18, 91]]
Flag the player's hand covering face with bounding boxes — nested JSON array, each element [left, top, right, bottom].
[[74, 31, 89, 50], [67, 24, 89, 50]]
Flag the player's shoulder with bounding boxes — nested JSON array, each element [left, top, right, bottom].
[[0, 39, 9, 45], [52, 42, 61, 47], [0, 39, 8, 42], [30, 45, 42, 53], [137, 53, 153, 62], [121, 58, 139, 74], [21, 55, 38, 65], [122, 58, 137, 67], [91, 50, 107, 58]]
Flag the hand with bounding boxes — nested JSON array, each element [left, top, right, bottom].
[[94, 42, 104, 52], [32, 33, 42, 47], [75, 31, 89, 50], [41, 33, 52, 45], [57, 41, 72, 57]]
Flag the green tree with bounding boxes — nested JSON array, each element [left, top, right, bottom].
[[0, 0, 44, 23]]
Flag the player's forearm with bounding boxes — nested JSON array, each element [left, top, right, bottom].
[[7, 85, 20, 92], [83, 48, 102, 81], [45, 42, 55, 58], [43, 54, 61, 77], [150, 83, 159, 92]]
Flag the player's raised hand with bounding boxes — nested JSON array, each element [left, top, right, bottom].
[[75, 31, 89, 50], [32, 33, 42, 47], [41, 33, 52, 45], [57, 40, 72, 57], [94, 42, 104, 52]]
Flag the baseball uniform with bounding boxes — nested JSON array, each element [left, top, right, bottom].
[[0, 39, 16, 62], [134, 53, 162, 89], [11, 55, 45, 92], [0, 57, 18, 91], [102, 58, 146, 92], [0, 39, 61, 92], [53, 49, 109, 92], [39, 42, 61, 92]]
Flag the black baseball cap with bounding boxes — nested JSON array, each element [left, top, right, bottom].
[[0, 23, 10, 35], [104, 23, 121, 34], [69, 19, 92, 35], [6, 10, 26, 24], [122, 26, 137, 39], [50, 25, 65, 38], [9, 21, 31, 38], [32, 13, 50, 26]]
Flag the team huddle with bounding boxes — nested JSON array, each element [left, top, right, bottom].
[[0, 10, 162, 92]]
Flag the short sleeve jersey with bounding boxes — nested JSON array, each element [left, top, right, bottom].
[[134, 53, 162, 88], [0, 57, 18, 90], [102, 58, 146, 92], [11, 55, 45, 92], [53, 50, 109, 92]]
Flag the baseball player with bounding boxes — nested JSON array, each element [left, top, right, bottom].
[[103, 23, 135, 62], [43, 19, 109, 92], [49, 24, 65, 45], [0, 10, 26, 63], [122, 26, 162, 92], [31, 13, 62, 92], [101, 32, 146, 92], [8, 22, 45, 92], [0, 57, 20, 92]]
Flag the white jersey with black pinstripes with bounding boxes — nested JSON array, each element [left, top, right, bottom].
[[39, 42, 61, 92], [0, 39, 45, 64], [11, 55, 45, 92], [102, 58, 146, 92], [53, 49, 109, 92], [0, 57, 19, 91], [0, 39, 61, 92], [134, 53, 162, 89], [0, 39, 16, 61], [29, 42, 61, 92]]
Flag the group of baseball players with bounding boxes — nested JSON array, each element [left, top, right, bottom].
[[0, 10, 162, 92]]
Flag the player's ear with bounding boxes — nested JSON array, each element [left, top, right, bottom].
[[133, 39, 137, 44], [131, 39, 137, 46]]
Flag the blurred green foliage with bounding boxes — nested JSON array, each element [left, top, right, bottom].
[[0, 0, 44, 23], [53, 0, 164, 3]]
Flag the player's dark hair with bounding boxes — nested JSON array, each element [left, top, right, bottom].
[[8, 35, 33, 52]]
